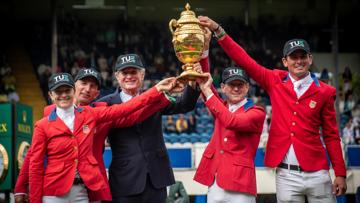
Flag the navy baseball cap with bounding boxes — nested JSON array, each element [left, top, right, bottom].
[[48, 73, 74, 91], [222, 67, 249, 84], [283, 39, 311, 57], [114, 54, 145, 72], [75, 68, 101, 87]]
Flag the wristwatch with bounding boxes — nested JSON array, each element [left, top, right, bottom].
[[17, 141, 30, 170], [0, 144, 9, 183]]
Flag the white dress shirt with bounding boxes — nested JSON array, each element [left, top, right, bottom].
[[56, 105, 75, 132], [120, 91, 139, 102], [228, 98, 248, 112], [56, 105, 83, 179], [283, 72, 313, 165]]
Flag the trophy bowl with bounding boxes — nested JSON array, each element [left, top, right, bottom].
[[169, 3, 207, 82]]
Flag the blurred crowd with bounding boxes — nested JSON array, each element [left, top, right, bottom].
[[337, 67, 360, 146], [0, 53, 19, 103]]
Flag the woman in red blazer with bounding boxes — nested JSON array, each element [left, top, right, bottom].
[[29, 73, 176, 203], [194, 67, 265, 202]]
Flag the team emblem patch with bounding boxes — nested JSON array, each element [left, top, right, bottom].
[[83, 125, 90, 134], [309, 100, 317, 108]]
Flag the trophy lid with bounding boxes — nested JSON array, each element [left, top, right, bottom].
[[178, 3, 200, 24]]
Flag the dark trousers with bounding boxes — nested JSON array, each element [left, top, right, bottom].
[[112, 174, 166, 203]]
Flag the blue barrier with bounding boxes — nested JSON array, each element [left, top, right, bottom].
[[348, 145, 360, 167], [103, 147, 192, 168], [255, 148, 265, 167], [336, 195, 346, 203], [103, 147, 112, 168], [194, 195, 207, 203], [167, 148, 192, 168]]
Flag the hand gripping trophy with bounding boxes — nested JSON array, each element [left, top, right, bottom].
[[169, 3, 207, 83]]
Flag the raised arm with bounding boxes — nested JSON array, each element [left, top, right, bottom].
[[198, 16, 274, 91], [197, 72, 265, 132], [93, 77, 176, 123], [161, 84, 200, 115], [205, 96, 265, 132], [198, 26, 221, 100], [110, 92, 171, 128]]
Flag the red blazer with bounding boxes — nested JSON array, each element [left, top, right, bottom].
[[193, 94, 265, 196], [196, 57, 265, 195], [217, 35, 346, 177], [29, 87, 166, 203]]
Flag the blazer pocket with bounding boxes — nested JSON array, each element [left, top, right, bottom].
[[196, 147, 215, 176], [233, 157, 254, 168], [203, 147, 215, 159], [232, 157, 255, 186], [45, 162, 64, 174], [87, 155, 99, 165]]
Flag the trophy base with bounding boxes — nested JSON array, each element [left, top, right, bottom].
[[176, 70, 207, 83]]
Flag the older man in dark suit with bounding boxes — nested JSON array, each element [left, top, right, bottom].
[[97, 54, 200, 203]]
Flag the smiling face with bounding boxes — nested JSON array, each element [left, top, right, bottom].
[[49, 86, 75, 109], [115, 67, 145, 94], [74, 77, 100, 106], [282, 50, 313, 80], [221, 79, 249, 105]]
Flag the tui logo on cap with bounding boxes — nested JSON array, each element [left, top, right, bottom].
[[54, 74, 70, 83], [120, 55, 136, 64], [84, 69, 98, 77], [228, 69, 242, 76], [289, 40, 305, 49]]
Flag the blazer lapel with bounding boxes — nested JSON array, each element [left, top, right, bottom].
[[48, 108, 72, 135], [298, 82, 320, 101], [73, 107, 85, 136], [110, 88, 123, 105], [298, 73, 321, 101], [282, 76, 297, 98]]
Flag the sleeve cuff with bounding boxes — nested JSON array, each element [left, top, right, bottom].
[[206, 93, 214, 101], [14, 193, 27, 196], [164, 92, 177, 103]]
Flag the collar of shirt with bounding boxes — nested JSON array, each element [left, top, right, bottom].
[[228, 98, 248, 112], [56, 105, 75, 119], [289, 72, 313, 89], [120, 90, 140, 103]]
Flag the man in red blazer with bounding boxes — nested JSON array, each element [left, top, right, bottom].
[[14, 68, 174, 203], [198, 16, 347, 203], [194, 68, 266, 202]]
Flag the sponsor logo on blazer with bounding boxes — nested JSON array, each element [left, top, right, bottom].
[[83, 125, 90, 134], [309, 100, 317, 109]]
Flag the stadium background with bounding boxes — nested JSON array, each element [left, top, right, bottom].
[[0, 0, 359, 202]]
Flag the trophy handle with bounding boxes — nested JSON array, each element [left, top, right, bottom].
[[169, 19, 178, 34]]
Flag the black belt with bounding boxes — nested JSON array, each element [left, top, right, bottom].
[[278, 162, 303, 172], [73, 177, 84, 185]]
